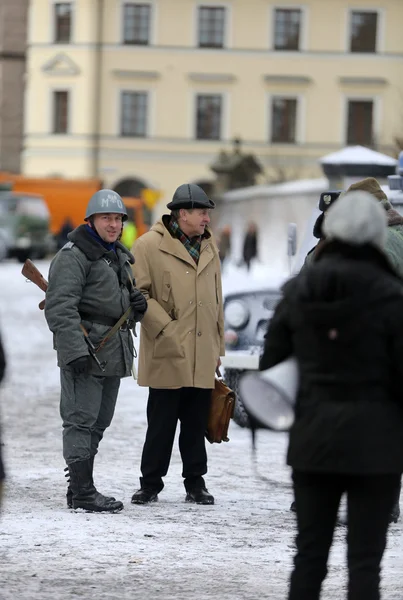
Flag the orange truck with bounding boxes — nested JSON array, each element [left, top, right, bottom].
[[0, 173, 150, 238]]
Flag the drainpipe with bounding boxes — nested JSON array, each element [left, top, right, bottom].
[[92, 0, 104, 179]]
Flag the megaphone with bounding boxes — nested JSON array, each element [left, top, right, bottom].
[[239, 357, 299, 431]]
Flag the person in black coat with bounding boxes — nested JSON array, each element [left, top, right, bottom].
[[242, 221, 258, 271], [259, 191, 403, 600]]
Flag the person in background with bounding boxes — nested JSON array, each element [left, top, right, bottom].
[[0, 332, 6, 513], [121, 208, 138, 250], [301, 177, 403, 523], [305, 178, 403, 280], [260, 191, 403, 600], [217, 225, 231, 267], [45, 189, 147, 513], [55, 218, 74, 251], [131, 183, 224, 506], [242, 221, 258, 271]]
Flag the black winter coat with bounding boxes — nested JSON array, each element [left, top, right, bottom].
[[260, 242, 403, 475]]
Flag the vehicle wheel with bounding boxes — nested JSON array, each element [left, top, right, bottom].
[[0, 236, 7, 262], [224, 368, 250, 428]]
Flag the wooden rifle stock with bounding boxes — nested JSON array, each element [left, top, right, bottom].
[[21, 259, 48, 310], [21, 259, 106, 372]]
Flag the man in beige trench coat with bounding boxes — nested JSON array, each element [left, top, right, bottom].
[[131, 183, 225, 505]]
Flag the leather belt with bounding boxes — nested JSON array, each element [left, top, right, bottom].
[[79, 312, 119, 327]]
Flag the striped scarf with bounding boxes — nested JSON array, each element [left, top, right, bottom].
[[167, 218, 202, 264]]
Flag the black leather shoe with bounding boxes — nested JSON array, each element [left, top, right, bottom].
[[185, 487, 214, 505], [131, 488, 159, 504]]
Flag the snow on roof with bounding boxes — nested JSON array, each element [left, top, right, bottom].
[[320, 145, 397, 166], [221, 177, 328, 202]]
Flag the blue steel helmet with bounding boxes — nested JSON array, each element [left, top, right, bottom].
[[84, 189, 128, 222]]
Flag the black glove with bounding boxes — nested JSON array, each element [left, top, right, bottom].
[[130, 289, 147, 321], [68, 355, 92, 377]]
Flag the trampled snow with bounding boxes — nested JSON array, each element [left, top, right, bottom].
[[0, 259, 402, 600]]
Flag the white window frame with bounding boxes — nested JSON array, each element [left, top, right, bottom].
[[191, 90, 229, 141], [119, 0, 157, 46], [194, 2, 232, 49], [345, 7, 384, 54], [116, 88, 154, 138], [269, 5, 308, 52], [49, 87, 73, 135], [267, 93, 304, 145], [49, 0, 75, 44], [342, 95, 380, 146]]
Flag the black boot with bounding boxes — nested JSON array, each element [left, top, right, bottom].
[[64, 458, 116, 509], [69, 459, 123, 513], [131, 488, 159, 504], [185, 487, 214, 505], [389, 502, 400, 524]]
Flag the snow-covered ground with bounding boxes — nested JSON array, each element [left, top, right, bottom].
[[0, 259, 402, 600]]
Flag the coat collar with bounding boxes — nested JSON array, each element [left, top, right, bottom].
[[152, 218, 215, 271], [68, 224, 135, 263]]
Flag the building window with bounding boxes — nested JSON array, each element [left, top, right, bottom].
[[198, 6, 226, 48], [347, 100, 373, 146], [350, 11, 378, 53], [196, 95, 222, 140], [274, 9, 301, 51], [271, 97, 297, 143], [54, 3, 72, 43], [123, 3, 151, 45], [53, 91, 69, 134], [120, 91, 148, 137]]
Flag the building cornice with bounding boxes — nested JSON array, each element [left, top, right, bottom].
[[339, 76, 388, 85], [27, 43, 403, 59], [263, 75, 312, 84], [188, 73, 236, 83], [112, 69, 160, 80], [0, 51, 25, 61]]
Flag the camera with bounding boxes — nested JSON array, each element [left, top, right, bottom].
[[319, 190, 343, 212]]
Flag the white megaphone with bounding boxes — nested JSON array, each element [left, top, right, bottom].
[[239, 357, 299, 431]]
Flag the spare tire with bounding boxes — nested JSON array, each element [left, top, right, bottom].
[[224, 368, 251, 428]]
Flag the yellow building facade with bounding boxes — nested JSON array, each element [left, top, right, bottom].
[[24, 0, 403, 213]]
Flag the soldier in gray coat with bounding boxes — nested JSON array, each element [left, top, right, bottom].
[[45, 190, 147, 513]]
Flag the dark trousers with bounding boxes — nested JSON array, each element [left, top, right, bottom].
[[139, 387, 211, 493], [60, 370, 120, 464], [288, 470, 401, 600]]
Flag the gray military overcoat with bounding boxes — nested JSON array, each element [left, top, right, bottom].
[[45, 225, 136, 377]]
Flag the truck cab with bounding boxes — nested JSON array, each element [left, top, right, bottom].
[[0, 191, 54, 262]]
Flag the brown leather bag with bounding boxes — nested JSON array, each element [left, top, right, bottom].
[[205, 369, 235, 444]]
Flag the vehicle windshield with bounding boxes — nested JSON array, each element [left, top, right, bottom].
[[15, 198, 50, 219], [0, 195, 49, 220]]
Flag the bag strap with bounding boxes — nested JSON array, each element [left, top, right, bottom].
[[216, 367, 222, 379]]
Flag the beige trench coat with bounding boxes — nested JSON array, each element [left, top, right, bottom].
[[132, 218, 225, 389]]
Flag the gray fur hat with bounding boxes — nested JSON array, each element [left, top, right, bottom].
[[323, 190, 387, 251]]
